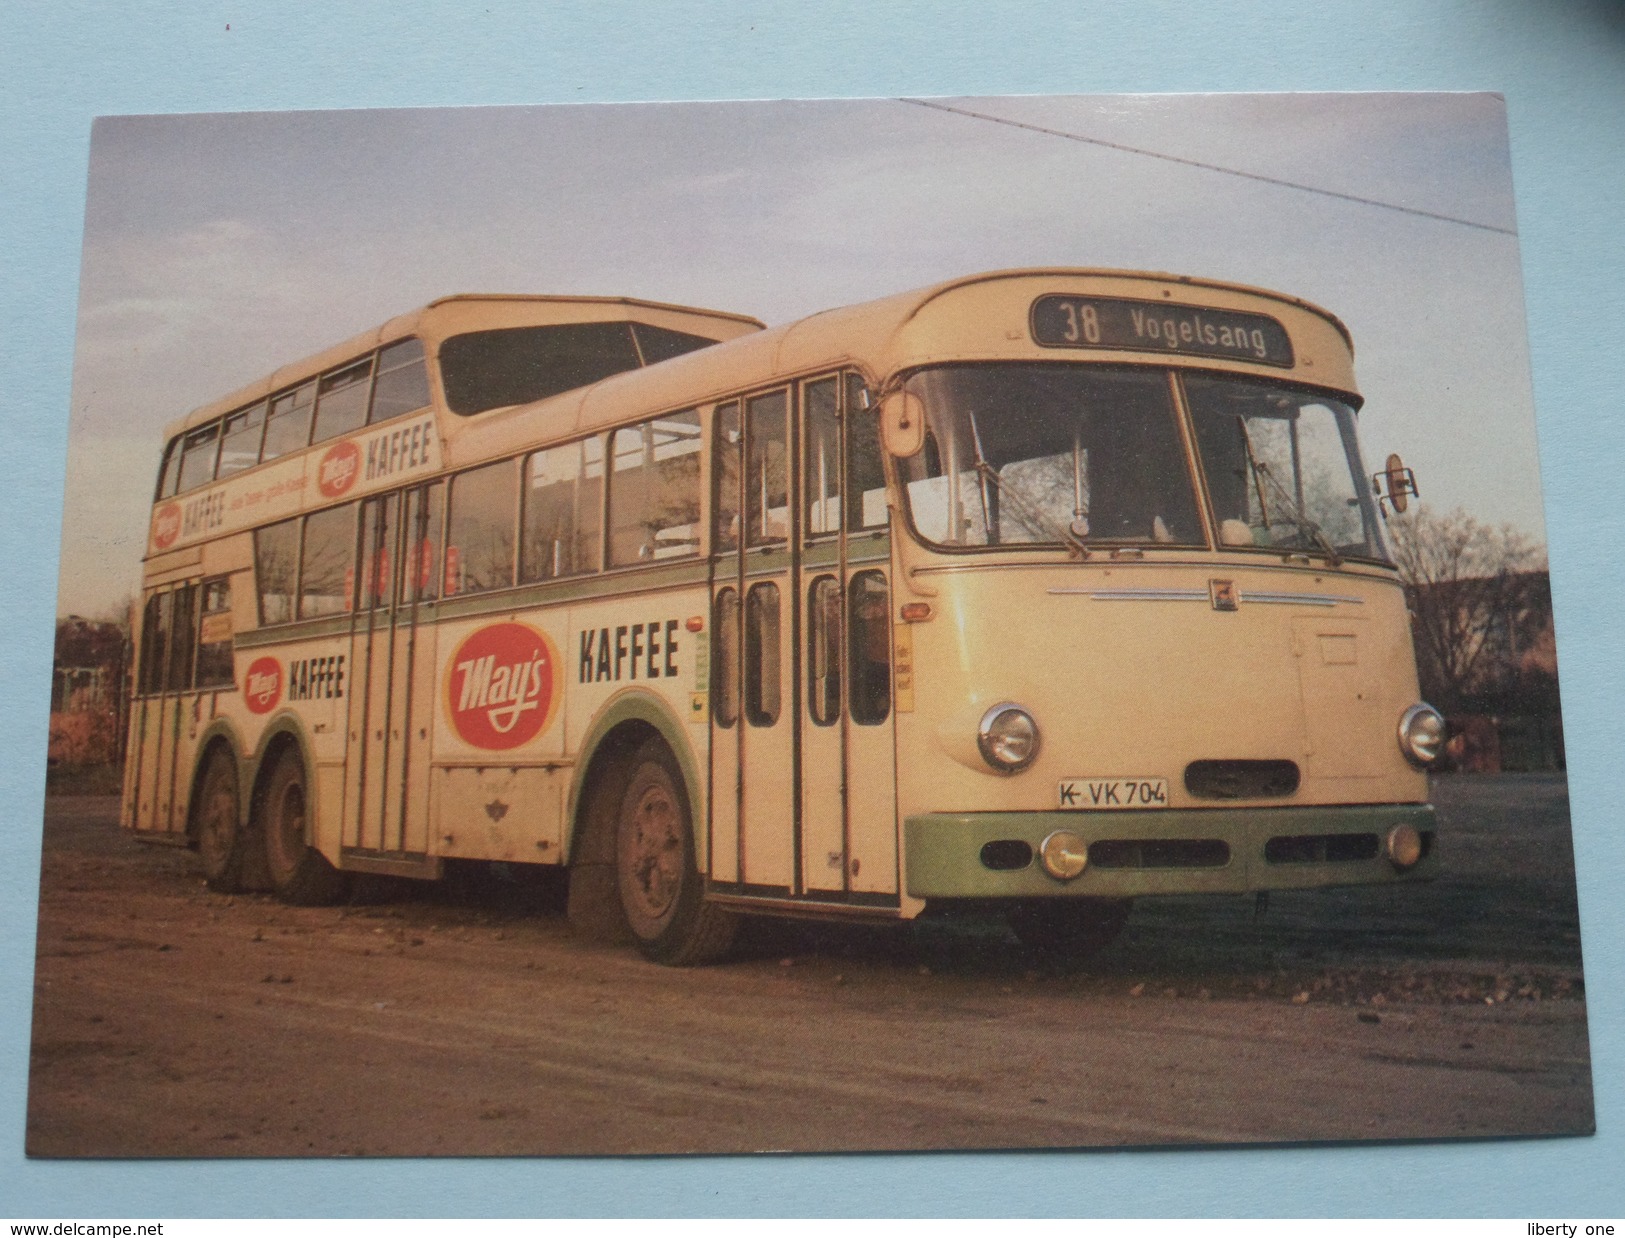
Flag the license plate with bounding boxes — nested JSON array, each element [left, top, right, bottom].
[[1058, 777, 1170, 810]]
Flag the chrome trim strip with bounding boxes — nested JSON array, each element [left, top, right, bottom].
[[1048, 588, 1207, 600], [1046, 587, 1364, 605], [1246, 591, 1364, 607]]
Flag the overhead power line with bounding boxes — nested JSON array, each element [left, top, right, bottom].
[[899, 98, 1517, 237]]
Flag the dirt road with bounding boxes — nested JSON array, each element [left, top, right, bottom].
[[26, 775, 1592, 1156]]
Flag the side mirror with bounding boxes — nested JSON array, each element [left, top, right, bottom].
[[880, 390, 926, 459], [1372, 452, 1419, 515]]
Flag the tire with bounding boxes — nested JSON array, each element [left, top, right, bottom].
[[260, 749, 348, 906], [195, 747, 247, 892], [614, 739, 736, 966], [1006, 897, 1132, 959]]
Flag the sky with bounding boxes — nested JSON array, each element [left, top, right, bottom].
[[57, 92, 1538, 619]]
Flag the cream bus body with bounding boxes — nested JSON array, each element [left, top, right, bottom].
[[126, 270, 1439, 963]]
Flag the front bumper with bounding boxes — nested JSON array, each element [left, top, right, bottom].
[[904, 803, 1436, 899]]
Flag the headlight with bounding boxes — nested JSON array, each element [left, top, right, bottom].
[[1397, 703, 1446, 767], [978, 703, 1040, 773]]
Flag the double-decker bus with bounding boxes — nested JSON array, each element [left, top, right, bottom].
[[125, 269, 1442, 965]]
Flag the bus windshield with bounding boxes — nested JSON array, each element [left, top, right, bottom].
[[897, 364, 1385, 561], [898, 365, 1204, 549], [1184, 375, 1385, 561]]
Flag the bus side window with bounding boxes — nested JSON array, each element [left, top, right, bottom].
[[807, 575, 841, 726], [744, 581, 781, 726], [746, 391, 789, 546], [358, 496, 396, 610], [260, 382, 315, 464], [176, 424, 221, 494], [445, 459, 518, 596], [370, 339, 430, 425], [299, 505, 357, 619], [803, 378, 840, 537], [216, 402, 266, 480], [848, 570, 890, 725], [845, 374, 887, 531], [713, 402, 741, 554], [254, 517, 300, 626], [608, 410, 701, 567], [522, 437, 602, 582], [195, 578, 235, 688], [311, 357, 375, 445], [156, 438, 182, 500], [138, 592, 172, 695], [403, 483, 444, 603], [166, 584, 199, 692], [712, 587, 740, 728]]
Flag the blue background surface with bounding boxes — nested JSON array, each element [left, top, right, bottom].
[[2, 0, 1621, 1218]]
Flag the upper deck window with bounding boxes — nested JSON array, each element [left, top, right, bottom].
[[261, 381, 315, 464], [370, 338, 430, 425], [897, 365, 1202, 550], [632, 322, 721, 365], [176, 424, 221, 494], [216, 402, 266, 479], [310, 358, 375, 444], [438, 322, 717, 416], [156, 440, 182, 500]]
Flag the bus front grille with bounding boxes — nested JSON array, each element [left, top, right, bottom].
[[1184, 759, 1300, 800], [1088, 838, 1231, 869], [1264, 833, 1381, 864]]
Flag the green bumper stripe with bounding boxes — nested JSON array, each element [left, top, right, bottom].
[[904, 803, 1437, 899]]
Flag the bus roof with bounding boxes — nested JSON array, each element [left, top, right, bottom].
[[448, 268, 1358, 458], [164, 294, 766, 440]]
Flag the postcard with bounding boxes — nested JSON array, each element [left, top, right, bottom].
[[29, 93, 1591, 1157]]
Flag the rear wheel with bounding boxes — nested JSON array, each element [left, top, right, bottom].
[[261, 750, 347, 906], [614, 739, 736, 966], [1006, 897, 1132, 959], [195, 747, 247, 892]]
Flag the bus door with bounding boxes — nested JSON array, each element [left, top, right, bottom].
[[710, 376, 899, 901], [344, 484, 442, 858], [709, 390, 796, 893], [797, 374, 899, 900], [131, 583, 201, 837]]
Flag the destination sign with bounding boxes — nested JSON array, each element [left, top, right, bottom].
[[1031, 296, 1295, 368]]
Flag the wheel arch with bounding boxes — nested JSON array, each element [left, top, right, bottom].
[[246, 713, 319, 842], [566, 688, 705, 868], [184, 718, 248, 849]]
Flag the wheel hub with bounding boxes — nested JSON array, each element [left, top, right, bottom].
[[626, 785, 682, 920]]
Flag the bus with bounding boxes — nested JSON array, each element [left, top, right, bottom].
[[125, 269, 1442, 965]]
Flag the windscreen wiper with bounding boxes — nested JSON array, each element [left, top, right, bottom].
[[967, 408, 1090, 558], [1235, 415, 1342, 565]]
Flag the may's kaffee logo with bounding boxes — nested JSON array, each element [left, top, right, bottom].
[[152, 502, 183, 550], [243, 656, 283, 714], [317, 440, 361, 499], [445, 622, 560, 750]]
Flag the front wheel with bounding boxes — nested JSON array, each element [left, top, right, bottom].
[[260, 750, 347, 906], [1006, 897, 1132, 959], [614, 739, 736, 966]]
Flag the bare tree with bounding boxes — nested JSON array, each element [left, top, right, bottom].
[[1386, 504, 1546, 711]]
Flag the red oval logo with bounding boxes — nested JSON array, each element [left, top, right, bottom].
[[152, 503, 182, 550], [445, 622, 559, 750], [317, 441, 361, 498], [243, 656, 282, 714]]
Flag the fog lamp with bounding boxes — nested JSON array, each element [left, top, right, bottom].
[[978, 703, 1040, 773], [1386, 824, 1424, 870], [1039, 830, 1089, 880], [1397, 703, 1446, 767]]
